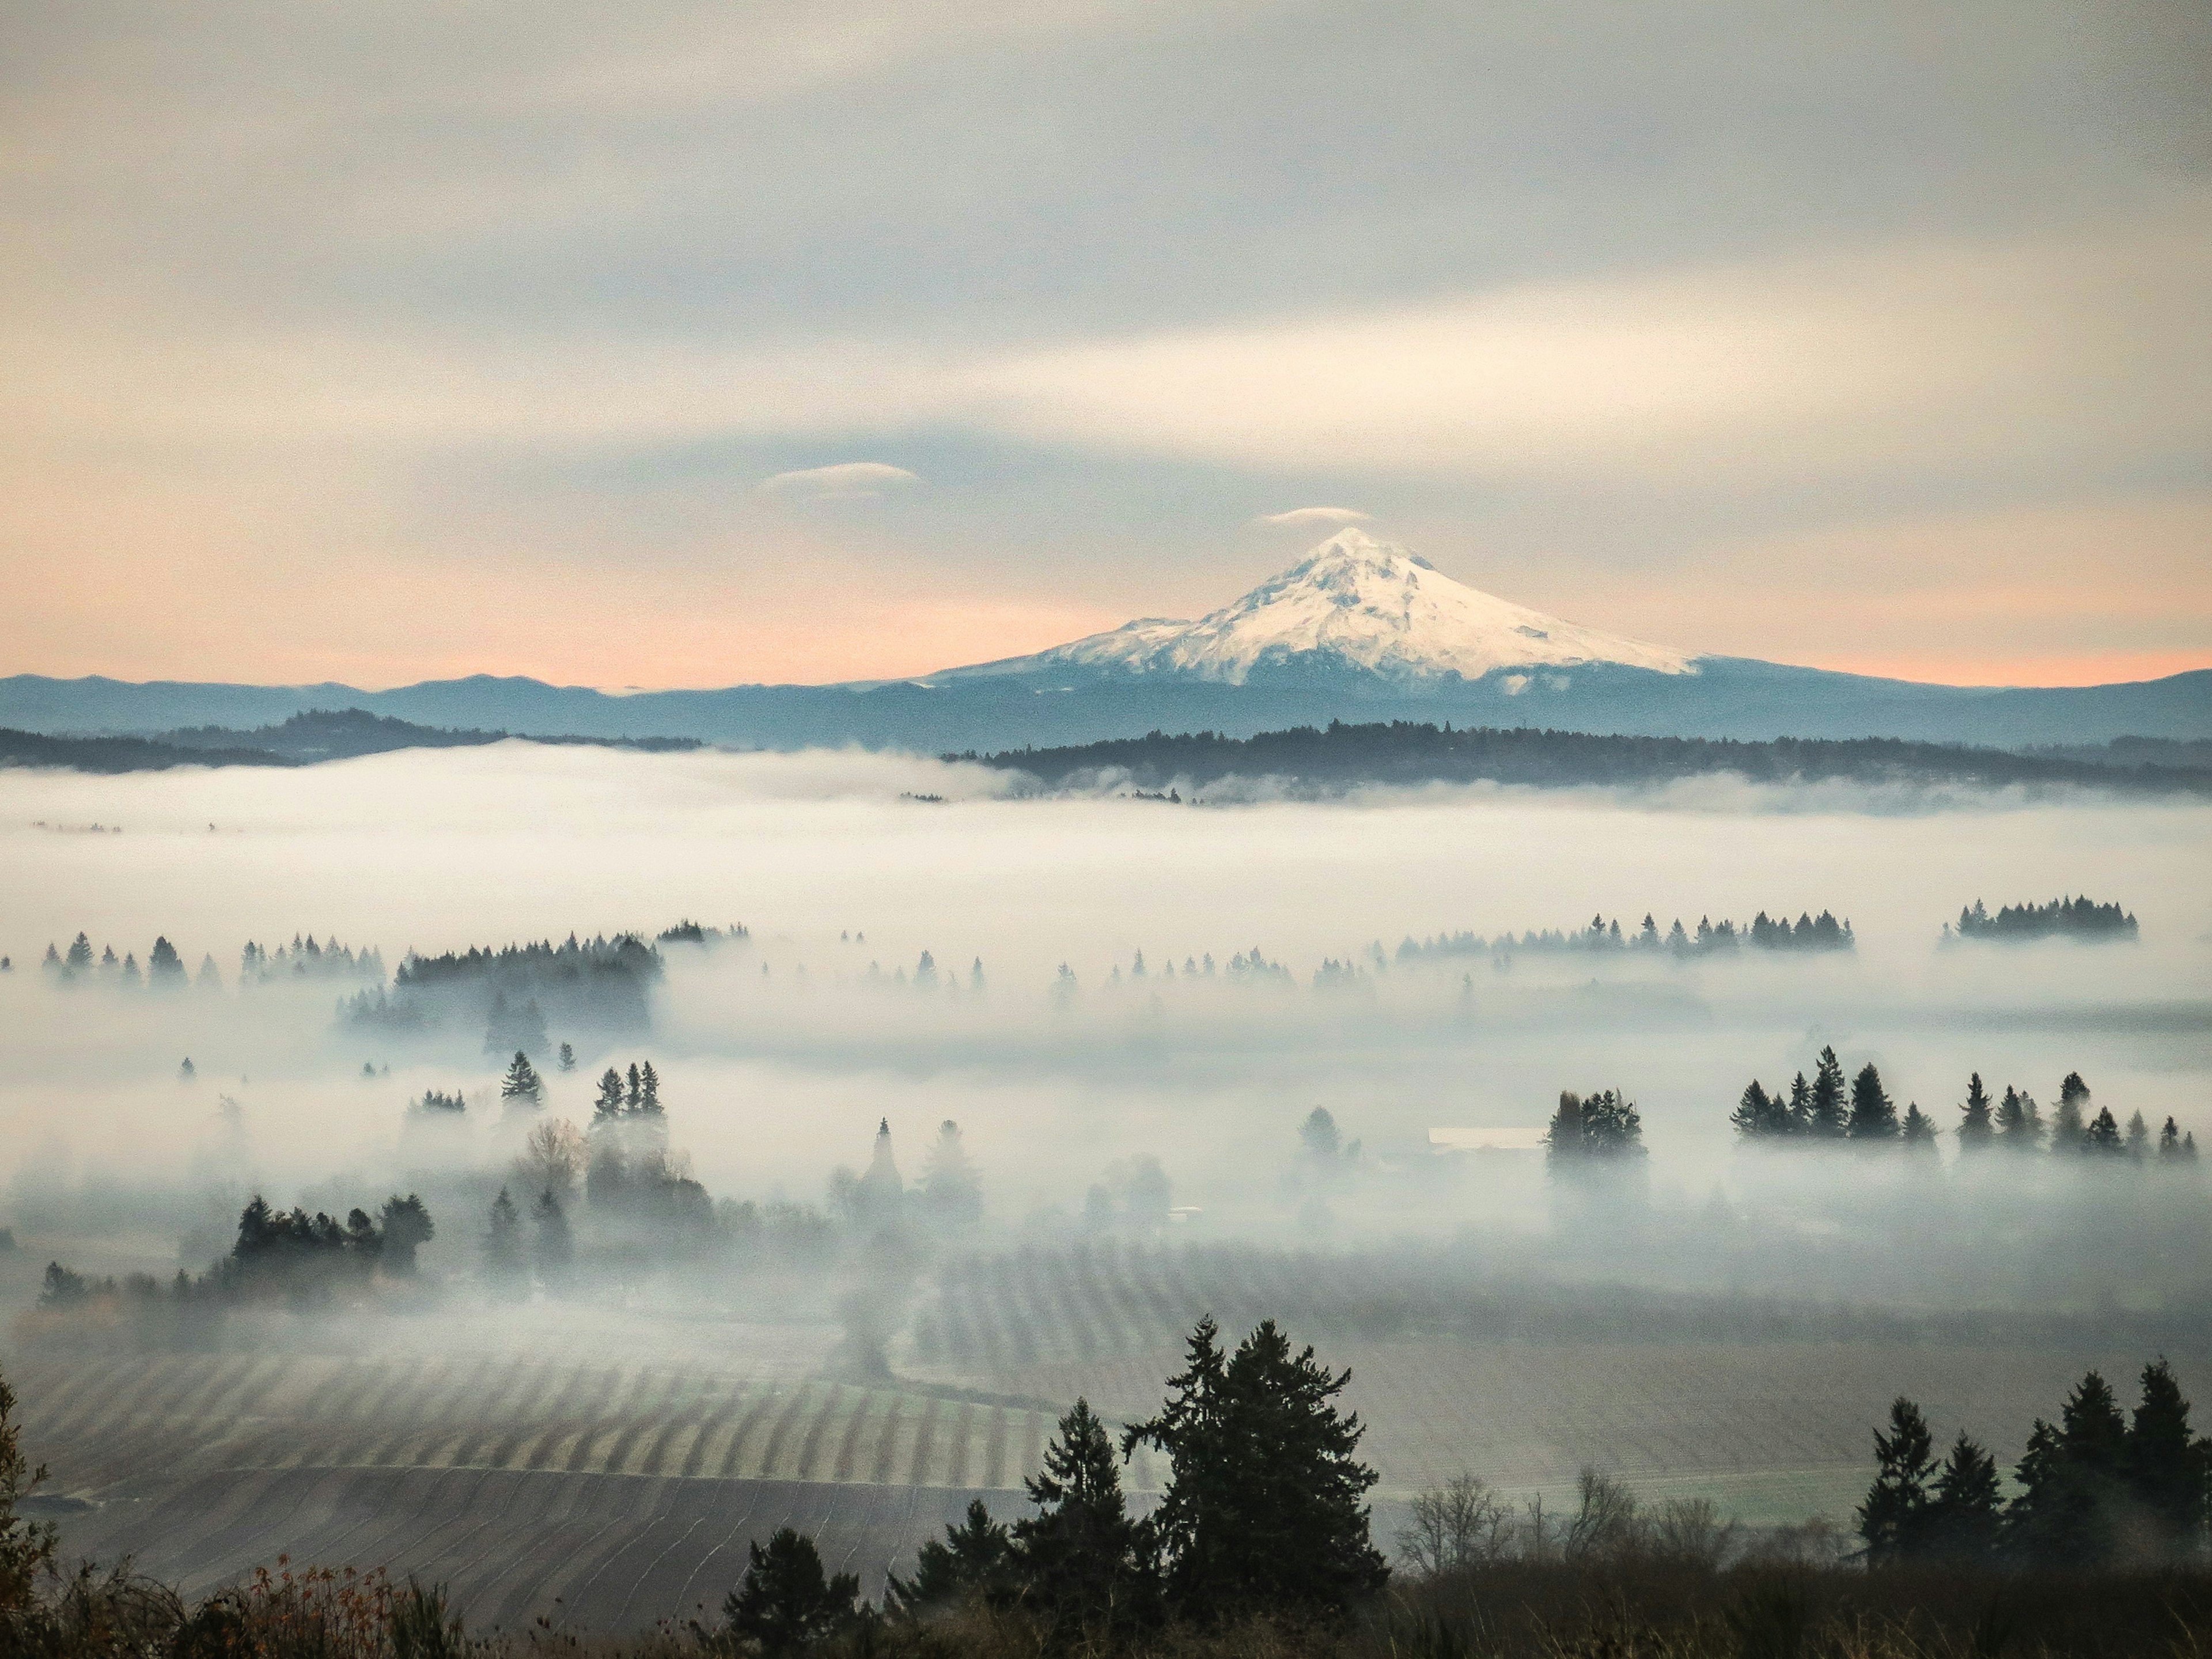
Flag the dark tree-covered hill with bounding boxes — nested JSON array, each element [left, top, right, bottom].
[[964, 721, 2212, 796]]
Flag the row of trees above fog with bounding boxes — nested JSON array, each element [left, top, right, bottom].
[[33, 931, 381, 990], [1945, 895, 2138, 942], [35, 1192, 436, 1316], [963, 718, 2212, 796], [1400, 908, 1853, 963], [1730, 1051, 2198, 1160]]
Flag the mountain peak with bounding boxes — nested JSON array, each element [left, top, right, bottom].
[[960, 530, 1695, 686]]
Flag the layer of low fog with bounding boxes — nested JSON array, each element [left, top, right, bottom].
[[2, 741, 2207, 1320]]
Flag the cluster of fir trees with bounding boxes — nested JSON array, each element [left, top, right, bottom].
[[482, 1185, 573, 1299], [1860, 1359, 2209, 1567], [1729, 1047, 1939, 1145], [36, 1194, 434, 1317], [39, 933, 220, 989], [1947, 896, 2138, 943], [237, 935, 384, 983], [1400, 908, 1853, 964], [1543, 1090, 1645, 1172], [703, 1317, 1385, 1656], [1955, 1070, 2197, 1161]]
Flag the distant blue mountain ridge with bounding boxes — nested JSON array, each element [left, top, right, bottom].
[[7, 532, 2208, 750]]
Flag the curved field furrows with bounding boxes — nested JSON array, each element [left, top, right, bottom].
[[904, 1396, 940, 1488], [828, 1390, 881, 1483], [663, 1475, 770, 1628], [707, 1384, 782, 1479], [28, 1351, 166, 1446], [565, 1367, 666, 1474], [375, 1354, 509, 1470], [522, 1365, 623, 1472], [939, 1400, 975, 1490], [596, 1370, 691, 1475], [478, 1362, 585, 1471], [980, 1404, 1009, 1490], [620, 1380, 720, 1478], [674, 1381, 758, 1479], [790, 1384, 849, 1483], [47, 1465, 1027, 1630], [866, 1396, 906, 1485], [356, 1358, 474, 1467], [559, 1475, 704, 1629], [489, 1470, 675, 1628], [446, 1466, 616, 1627], [1018, 1408, 1041, 1491], [747, 1384, 815, 1482]]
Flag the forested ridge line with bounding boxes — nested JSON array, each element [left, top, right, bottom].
[[962, 721, 2212, 794], [0, 710, 701, 773]]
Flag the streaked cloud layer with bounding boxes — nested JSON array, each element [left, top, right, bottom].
[[1, 0, 2207, 687]]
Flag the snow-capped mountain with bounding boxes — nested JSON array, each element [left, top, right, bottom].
[[935, 527, 1695, 686]]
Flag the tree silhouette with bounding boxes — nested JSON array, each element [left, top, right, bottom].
[[2008, 1370, 2129, 1565], [887, 1499, 1016, 1616], [1012, 1399, 1157, 1642], [378, 1195, 434, 1275], [498, 1052, 543, 1111], [1858, 1397, 1937, 1563], [484, 1188, 527, 1299], [1846, 1062, 1899, 1141], [1927, 1432, 2002, 1562], [1806, 1047, 1848, 1138], [2123, 1358, 2210, 1557], [1125, 1317, 1386, 1622], [721, 1528, 857, 1656], [1957, 1074, 1994, 1149]]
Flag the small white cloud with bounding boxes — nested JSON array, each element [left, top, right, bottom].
[[1255, 506, 1371, 527], [756, 461, 921, 501]]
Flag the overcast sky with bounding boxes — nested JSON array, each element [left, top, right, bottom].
[[3, 0, 2208, 688]]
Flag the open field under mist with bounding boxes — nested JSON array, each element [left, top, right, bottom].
[[3, 742, 2210, 1628]]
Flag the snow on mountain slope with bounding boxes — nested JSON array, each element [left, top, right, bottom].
[[938, 528, 1695, 685]]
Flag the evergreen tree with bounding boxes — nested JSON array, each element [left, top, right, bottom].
[[1, 1358, 60, 1617], [147, 937, 185, 984], [2124, 1111, 2149, 1158], [1124, 1317, 1387, 1622], [1957, 1074, 1995, 1150], [1806, 1047, 1848, 1138], [1857, 1397, 1937, 1563], [721, 1529, 858, 1657], [594, 1067, 624, 1121], [1786, 1071, 1814, 1135], [626, 1062, 642, 1110], [2006, 1370, 2130, 1565], [922, 1120, 983, 1228], [1729, 1081, 1790, 1139], [2158, 1117, 2190, 1162], [888, 1499, 1016, 1616], [484, 1188, 527, 1299], [1927, 1432, 2003, 1562], [1995, 1086, 2044, 1150], [378, 1194, 434, 1275], [65, 933, 93, 974], [2082, 1106, 2124, 1155], [499, 1051, 543, 1111], [1011, 1399, 1157, 1642], [2123, 1358, 2210, 1558], [635, 1060, 661, 1114], [1846, 1062, 1899, 1141], [557, 1042, 575, 1073], [1900, 1104, 1940, 1152], [531, 1190, 573, 1289], [2052, 1071, 2090, 1150]]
